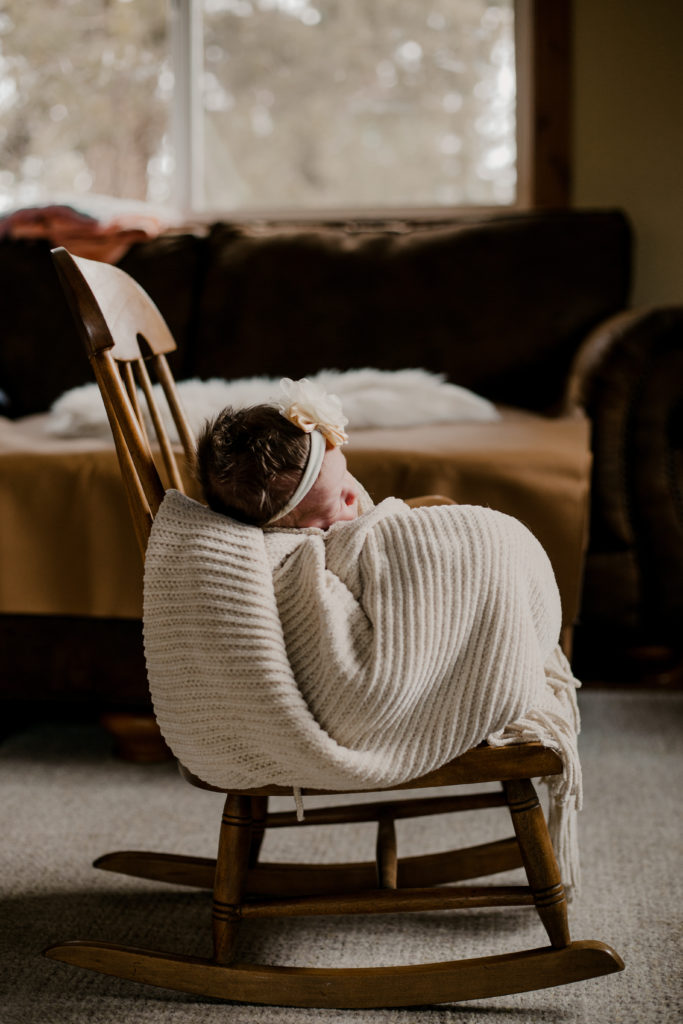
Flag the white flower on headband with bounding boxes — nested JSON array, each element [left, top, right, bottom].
[[277, 377, 349, 446]]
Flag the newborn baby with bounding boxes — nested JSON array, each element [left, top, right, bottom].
[[196, 377, 361, 530]]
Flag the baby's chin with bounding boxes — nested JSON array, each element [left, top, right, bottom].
[[301, 511, 358, 531], [336, 503, 360, 525]]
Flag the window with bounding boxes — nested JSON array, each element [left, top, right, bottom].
[[196, 0, 516, 213], [0, 0, 171, 213], [0, 0, 569, 217]]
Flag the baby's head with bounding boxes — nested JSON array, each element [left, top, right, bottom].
[[196, 379, 359, 530]]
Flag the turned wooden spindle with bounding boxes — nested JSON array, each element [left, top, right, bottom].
[[212, 794, 253, 963], [249, 795, 269, 867], [376, 814, 398, 889], [503, 778, 570, 949]]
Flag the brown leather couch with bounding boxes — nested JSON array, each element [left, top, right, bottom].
[[1, 208, 681, 719]]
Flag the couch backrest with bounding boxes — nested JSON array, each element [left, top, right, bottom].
[[0, 208, 631, 418], [0, 233, 202, 419], [189, 210, 631, 414]]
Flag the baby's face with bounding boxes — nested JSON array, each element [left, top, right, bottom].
[[293, 446, 359, 530]]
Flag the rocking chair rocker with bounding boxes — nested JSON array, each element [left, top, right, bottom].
[[44, 246, 624, 1008]]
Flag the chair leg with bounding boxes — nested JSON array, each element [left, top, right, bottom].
[[44, 778, 624, 1004], [249, 795, 269, 866], [503, 778, 570, 949], [212, 794, 253, 964]]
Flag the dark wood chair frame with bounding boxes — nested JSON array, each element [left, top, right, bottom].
[[44, 246, 623, 1008]]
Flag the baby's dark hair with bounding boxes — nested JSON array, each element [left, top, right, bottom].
[[196, 405, 309, 526]]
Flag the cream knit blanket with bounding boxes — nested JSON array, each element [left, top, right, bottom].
[[143, 489, 582, 889]]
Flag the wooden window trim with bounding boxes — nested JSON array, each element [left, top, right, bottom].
[[515, 0, 572, 208]]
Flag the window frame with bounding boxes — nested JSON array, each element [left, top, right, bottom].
[[515, 0, 571, 209], [170, 0, 571, 218]]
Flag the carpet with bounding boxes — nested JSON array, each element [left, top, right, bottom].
[[1, 690, 681, 1024]]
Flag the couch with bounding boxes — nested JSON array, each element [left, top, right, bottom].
[[1, 208, 681, 721]]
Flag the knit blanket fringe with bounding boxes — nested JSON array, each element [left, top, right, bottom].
[[143, 490, 582, 892], [487, 646, 583, 893]]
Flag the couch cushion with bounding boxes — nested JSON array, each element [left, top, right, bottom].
[[0, 240, 91, 418], [0, 234, 203, 418], [191, 210, 631, 412], [117, 232, 206, 380]]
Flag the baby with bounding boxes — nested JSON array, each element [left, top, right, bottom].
[[196, 377, 361, 530]]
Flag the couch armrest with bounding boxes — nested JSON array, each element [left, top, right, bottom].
[[564, 306, 683, 638]]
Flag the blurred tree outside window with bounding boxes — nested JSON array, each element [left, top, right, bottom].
[[0, 0, 171, 214], [0, 0, 516, 216]]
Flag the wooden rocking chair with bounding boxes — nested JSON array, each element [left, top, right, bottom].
[[44, 246, 623, 1008]]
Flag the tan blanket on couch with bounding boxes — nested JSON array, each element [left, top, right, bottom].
[[0, 410, 591, 628]]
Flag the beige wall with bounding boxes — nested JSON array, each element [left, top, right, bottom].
[[572, 0, 683, 306]]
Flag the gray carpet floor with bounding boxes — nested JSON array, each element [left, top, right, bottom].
[[1, 690, 681, 1024]]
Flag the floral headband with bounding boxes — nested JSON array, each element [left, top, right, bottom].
[[265, 377, 349, 526]]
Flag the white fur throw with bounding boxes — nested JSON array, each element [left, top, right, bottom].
[[46, 368, 499, 439], [144, 490, 582, 889]]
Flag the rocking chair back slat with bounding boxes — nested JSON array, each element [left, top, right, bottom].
[[51, 246, 194, 552], [132, 356, 184, 492], [152, 353, 196, 462]]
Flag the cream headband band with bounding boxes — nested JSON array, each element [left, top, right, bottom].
[[264, 377, 349, 526], [265, 429, 326, 525]]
